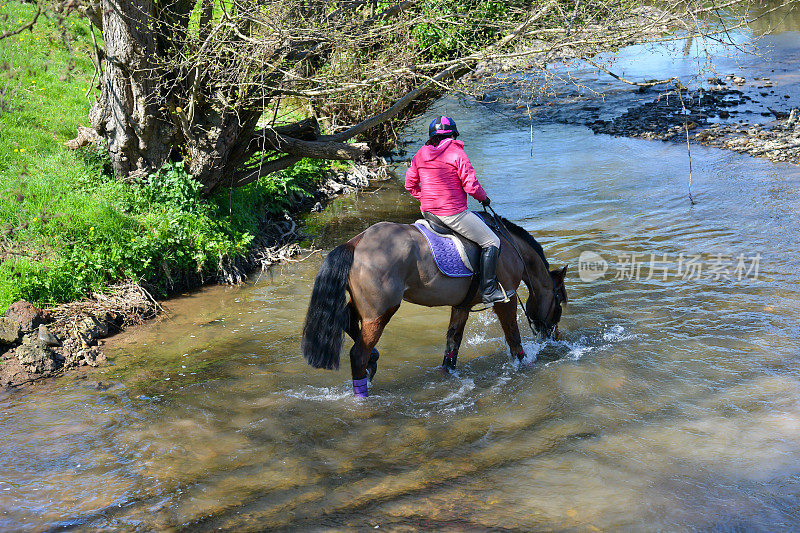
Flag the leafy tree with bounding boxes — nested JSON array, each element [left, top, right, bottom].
[[71, 0, 755, 193]]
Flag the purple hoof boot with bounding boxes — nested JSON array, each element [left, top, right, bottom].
[[353, 377, 369, 398]]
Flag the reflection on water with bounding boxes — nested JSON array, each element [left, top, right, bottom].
[[750, 0, 800, 35], [3, 14, 800, 533]]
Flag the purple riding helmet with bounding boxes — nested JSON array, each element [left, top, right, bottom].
[[429, 115, 459, 138]]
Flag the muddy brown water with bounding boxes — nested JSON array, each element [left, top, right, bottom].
[[3, 12, 800, 533]]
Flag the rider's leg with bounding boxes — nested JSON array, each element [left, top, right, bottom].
[[443, 306, 470, 372], [478, 246, 511, 304], [437, 210, 514, 304]]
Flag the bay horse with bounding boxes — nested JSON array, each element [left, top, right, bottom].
[[301, 214, 567, 396]]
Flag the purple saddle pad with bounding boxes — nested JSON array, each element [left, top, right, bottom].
[[414, 222, 474, 278]]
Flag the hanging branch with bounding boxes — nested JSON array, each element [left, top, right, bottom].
[[675, 83, 696, 205], [582, 57, 677, 88]]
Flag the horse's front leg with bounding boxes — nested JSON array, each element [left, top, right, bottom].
[[493, 296, 526, 361], [442, 307, 470, 372]]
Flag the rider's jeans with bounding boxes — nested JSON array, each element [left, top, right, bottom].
[[437, 210, 500, 248]]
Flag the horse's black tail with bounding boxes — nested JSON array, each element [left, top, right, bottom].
[[301, 243, 354, 370]]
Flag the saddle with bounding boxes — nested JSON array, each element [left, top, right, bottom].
[[413, 211, 497, 278]]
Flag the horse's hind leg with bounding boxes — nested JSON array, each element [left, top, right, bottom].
[[345, 302, 380, 381], [346, 302, 360, 342], [443, 307, 470, 372], [493, 296, 526, 361], [349, 304, 399, 396]]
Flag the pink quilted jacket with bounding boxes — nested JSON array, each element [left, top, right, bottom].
[[404, 138, 488, 216]]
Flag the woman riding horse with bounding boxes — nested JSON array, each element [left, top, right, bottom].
[[302, 117, 567, 397], [405, 116, 512, 304]]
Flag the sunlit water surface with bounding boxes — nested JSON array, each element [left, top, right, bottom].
[[3, 10, 800, 533]]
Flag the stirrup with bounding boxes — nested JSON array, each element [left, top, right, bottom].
[[482, 283, 515, 304]]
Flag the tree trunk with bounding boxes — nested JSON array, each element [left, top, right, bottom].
[[89, 0, 262, 192], [90, 0, 175, 179], [181, 107, 262, 193], [84, 0, 493, 192]]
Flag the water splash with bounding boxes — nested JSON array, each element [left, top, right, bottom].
[[283, 385, 353, 402], [510, 323, 636, 368], [602, 324, 637, 342]]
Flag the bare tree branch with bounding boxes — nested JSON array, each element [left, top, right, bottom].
[[0, 5, 41, 41], [79, 0, 764, 191], [232, 155, 302, 188], [258, 128, 370, 159], [582, 57, 677, 87]]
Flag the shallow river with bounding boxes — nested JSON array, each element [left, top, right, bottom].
[[3, 9, 800, 533]]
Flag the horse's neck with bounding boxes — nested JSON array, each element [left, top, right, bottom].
[[512, 234, 550, 288]]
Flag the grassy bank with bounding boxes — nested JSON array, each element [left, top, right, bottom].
[[0, 2, 332, 310]]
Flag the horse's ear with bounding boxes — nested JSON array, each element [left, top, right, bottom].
[[550, 265, 568, 304], [550, 265, 568, 286]]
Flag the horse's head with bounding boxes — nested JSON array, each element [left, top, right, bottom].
[[528, 265, 567, 339]]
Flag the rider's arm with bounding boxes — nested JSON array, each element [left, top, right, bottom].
[[455, 153, 488, 203], [405, 156, 422, 200]]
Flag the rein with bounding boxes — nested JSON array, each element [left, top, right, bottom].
[[482, 205, 558, 338]]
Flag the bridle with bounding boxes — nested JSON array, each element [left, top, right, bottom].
[[483, 205, 562, 339]]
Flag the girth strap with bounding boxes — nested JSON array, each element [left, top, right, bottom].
[[455, 273, 481, 309]]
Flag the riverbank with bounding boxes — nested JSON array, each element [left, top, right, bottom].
[[0, 2, 394, 387], [0, 158, 389, 388]]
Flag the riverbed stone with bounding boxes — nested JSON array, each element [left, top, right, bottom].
[[77, 316, 111, 345], [324, 179, 346, 195], [79, 348, 106, 367], [38, 324, 61, 347], [0, 355, 29, 388], [5, 300, 45, 333], [0, 317, 21, 345], [15, 339, 59, 374]]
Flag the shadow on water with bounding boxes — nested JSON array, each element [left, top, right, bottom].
[[3, 5, 800, 531]]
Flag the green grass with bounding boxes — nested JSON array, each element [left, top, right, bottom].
[[0, 2, 332, 309]]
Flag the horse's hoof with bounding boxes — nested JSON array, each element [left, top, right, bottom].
[[441, 352, 457, 373], [366, 348, 379, 382], [514, 350, 536, 365]]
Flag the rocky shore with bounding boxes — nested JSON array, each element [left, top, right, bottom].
[[585, 76, 800, 165], [0, 289, 154, 388], [0, 160, 389, 388], [693, 111, 800, 165]]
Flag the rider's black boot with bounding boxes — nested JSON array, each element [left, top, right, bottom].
[[480, 246, 515, 304]]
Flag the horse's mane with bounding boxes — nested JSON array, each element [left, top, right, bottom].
[[496, 216, 549, 269]]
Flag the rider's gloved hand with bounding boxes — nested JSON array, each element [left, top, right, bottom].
[[481, 198, 491, 207]]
